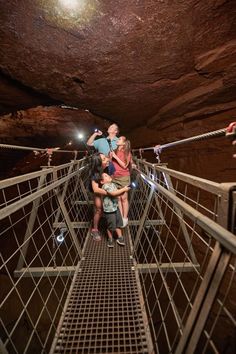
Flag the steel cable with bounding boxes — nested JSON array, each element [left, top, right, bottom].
[[132, 127, 227, 153]]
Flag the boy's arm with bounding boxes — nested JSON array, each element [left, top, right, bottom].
[[107, 186, 130, 196]]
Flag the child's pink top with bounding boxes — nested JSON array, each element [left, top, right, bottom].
[[113, 150, 131, 177]]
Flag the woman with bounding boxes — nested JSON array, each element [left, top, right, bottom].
[[89, 153, 110, 241], [111, 136, 132, 227], [89, 153, 128, 241]]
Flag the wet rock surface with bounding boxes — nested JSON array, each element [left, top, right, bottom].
[[0, 105, 110, 178], [0, 0, 236, 180], [0, 4, 236, 353], [1, 1, 236, 123]]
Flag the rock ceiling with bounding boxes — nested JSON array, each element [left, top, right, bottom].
[[0, 0, 236, 179]]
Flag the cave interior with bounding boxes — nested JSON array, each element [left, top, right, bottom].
[[0, 0, 235, 180]]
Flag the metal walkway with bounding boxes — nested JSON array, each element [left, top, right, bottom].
[[51, 232, 151, 354], [1, 154, 236, 354]]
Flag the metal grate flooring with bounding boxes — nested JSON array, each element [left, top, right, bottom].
[[53, 231, 150, 354]]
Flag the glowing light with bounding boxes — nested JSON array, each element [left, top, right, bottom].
[[59, 0, 81, 11], [40, 0, 99, 31], [56, 228, 67, 243], [78, 133, 84, 140], [140, 173, 156, 190], [57, 234, 64, 242], [127, 181, 137, 189]]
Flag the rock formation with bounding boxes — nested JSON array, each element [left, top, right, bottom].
[[0, 0, 235, 180]]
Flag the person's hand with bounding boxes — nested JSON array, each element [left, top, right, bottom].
[[154, 144, 162, 153], [131, 162, 137, 169], [95, 130, 103, 136], [226, 122, 236, 158], [233, 139, 236, 158], [123, 186, 131, 192], [111, 151, 117, 159]]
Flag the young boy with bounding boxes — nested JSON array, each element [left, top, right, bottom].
[[100, 173, 130, 248]]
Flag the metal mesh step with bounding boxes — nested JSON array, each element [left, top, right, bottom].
[[52, 232, 150, 354]]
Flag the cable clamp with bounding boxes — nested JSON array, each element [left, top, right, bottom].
[[139, 148, 143, 160], [154, 145, 162, 163], [46, 148, 54, 166]]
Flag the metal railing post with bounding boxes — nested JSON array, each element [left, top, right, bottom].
[[53, 171, 83, 258], [174, 242, 223, 354], [133, 187, 155, 251], [162, 171, 198, 265], [16, 169, 47, 270], [70, 162, 86, 204], [54, 161, 76, 224], [218, 183, 236, 233], [0, 339, 9, 354], [78, 178, 91, 206], [183, 249, 230, 354]]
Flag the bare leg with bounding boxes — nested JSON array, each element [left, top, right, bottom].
[[118, 196, 123, 217], [116, 228, 122, 238], [107, 229, 114, 247], [107, 229, 113, 240], [120, 192, 129, 218], [116, 228, 125, 246], [93, 195, 102, 230]]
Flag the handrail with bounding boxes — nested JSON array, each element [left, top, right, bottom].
[[0, 142, 87, 154], [0, 166, 86, 220], [132, 122, 235, 154], [136, 168, 236, 254], [0, 157, 88, 190], [134, 159, 222, 195]]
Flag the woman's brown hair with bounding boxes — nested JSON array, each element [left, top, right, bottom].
[[119, 136, 131, 165]]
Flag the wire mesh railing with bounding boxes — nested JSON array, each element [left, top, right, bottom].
[[1, 153, 236, 354], [0, 157, 92, 354], [129, 158, 236, 354]]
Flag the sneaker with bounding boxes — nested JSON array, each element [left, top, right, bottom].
[[121, 217, 128, 228], [117, 236, 125, 246], [90, 229, 101, 242], [107, 238, 114, 248]]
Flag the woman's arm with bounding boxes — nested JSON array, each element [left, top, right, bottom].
[[112, 152, 131, 169], [91, 180, 107, 196]]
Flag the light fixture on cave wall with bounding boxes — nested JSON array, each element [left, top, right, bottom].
[[39, 0, 100, 29], [59, 0, 86, 13]]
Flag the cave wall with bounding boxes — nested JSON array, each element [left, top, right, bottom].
[[0, 105, 110, 144], [0, 2, 236, 353], [130, 108, 236, 182], [0, 0, 236, 181], [0, 105, 111, 178], [1, 104, 235, 182], [1, 0, 236, 128]]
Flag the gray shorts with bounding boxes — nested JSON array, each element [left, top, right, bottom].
[[104, 209, 123, 231]]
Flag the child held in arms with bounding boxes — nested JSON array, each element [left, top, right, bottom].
[[100, 172, 130, 248]]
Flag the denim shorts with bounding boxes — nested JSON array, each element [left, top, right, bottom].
[[104, 208, 123, 231]]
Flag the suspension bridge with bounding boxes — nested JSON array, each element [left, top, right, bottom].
[[0, 126, 236, 354]]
